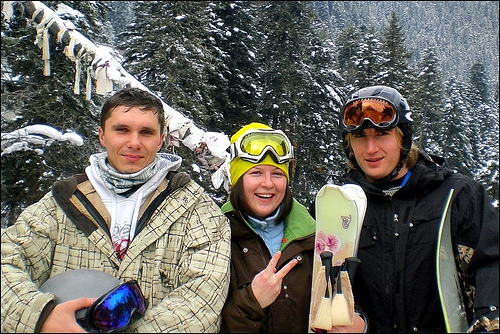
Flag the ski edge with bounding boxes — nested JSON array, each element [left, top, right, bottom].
[[436, 188, 469, 333]]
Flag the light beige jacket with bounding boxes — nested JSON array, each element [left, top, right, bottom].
[[1, 171, 231, 333]]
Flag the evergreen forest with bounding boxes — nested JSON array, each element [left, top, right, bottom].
[[1, 1, 499, 228]]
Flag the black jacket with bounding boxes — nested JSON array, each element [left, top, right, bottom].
[[340, 152, 499, 333]]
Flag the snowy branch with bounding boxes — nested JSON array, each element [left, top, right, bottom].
[[2, 1, 230, 189], [1, 124, 83, 156]]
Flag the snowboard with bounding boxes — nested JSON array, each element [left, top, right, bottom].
[[436, 188, 469, 333], [309, 184, 366, 332]]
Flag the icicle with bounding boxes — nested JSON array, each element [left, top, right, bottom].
[[61, 31, 77, 61], [42, 22, 51, 76], [95, 61, 113, 95], [73, 48, 83, 95], [34, 12, 50, 48], [33, 15, 57, 76], [86, 64, 93, 100], [2, 1, 14, 21], [14, 1, 215, 179], [56, 28, 65, 43], [74, 48, 91, 96], [103, 64, 114, 93], [59, 20, 77, 60]]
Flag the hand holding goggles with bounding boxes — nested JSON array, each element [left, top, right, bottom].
[[230, 128, 294, 164], [341, 98, 399, 132], [81, 280, 148, 333]]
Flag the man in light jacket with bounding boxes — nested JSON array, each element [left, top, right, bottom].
[[1, 87, 231, 333]]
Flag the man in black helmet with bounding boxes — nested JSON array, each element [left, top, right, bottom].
[[337, 85, 499, 332]]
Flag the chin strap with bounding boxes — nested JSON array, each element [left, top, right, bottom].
[[388, 160, 404, 180], [381, 169, 412, 197], [373, 158, 406, 189], [383, 143, 411, 182]]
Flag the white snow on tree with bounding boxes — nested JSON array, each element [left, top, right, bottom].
[[1, 125, 83, 156], [1, 1, 231, 190]]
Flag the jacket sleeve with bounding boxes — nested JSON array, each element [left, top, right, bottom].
[[128, 189, 231, 333], [455, 179, 499, 326], [220, 267, 266, 332], [1, 193, 58, 333]]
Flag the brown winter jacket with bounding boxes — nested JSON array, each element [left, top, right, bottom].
[[220, 199, 316, 333]]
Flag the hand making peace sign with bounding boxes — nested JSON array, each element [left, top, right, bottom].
[[251, 251, 299, 308]]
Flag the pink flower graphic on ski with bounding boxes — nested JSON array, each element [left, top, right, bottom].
[[315, 231, 341, 256]]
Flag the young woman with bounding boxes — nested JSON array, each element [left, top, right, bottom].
[[219, 122, 316, 332], [220, 122, 366, 333]]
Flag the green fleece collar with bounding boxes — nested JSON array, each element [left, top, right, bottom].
[[221, 199, 316, 250]]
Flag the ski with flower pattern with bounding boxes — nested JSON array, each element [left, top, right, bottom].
[[308, 184, 366, 332]]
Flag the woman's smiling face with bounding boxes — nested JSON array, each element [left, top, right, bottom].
[[242, 164, 288, 220]]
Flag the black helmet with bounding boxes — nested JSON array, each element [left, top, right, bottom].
[[39, 269, 120, 320], [340, 85, 413, 176]]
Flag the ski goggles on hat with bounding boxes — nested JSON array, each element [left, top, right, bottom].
[[230, 129, 294, 164], [83, 280, 148, 333], [342, 98, 398, 132]]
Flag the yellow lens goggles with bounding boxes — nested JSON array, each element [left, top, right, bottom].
[[230, 129, 294, 164], [342, 98, 398, 132]]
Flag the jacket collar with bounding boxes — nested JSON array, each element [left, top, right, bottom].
[[222, 198, 316, 247], [342, 151, 454, 197]]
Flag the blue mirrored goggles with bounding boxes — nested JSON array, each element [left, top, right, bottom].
[[230, 129, 294, 164], [83, 280, 148, 333]]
